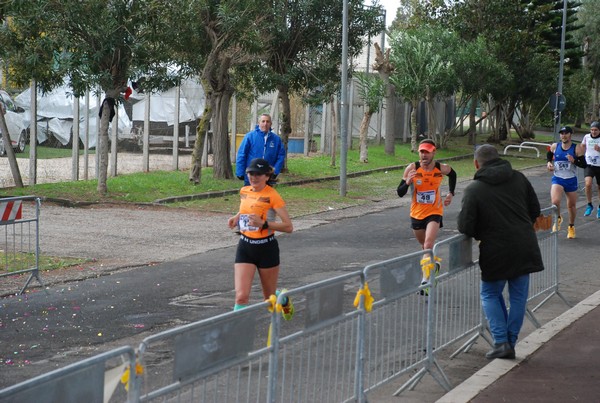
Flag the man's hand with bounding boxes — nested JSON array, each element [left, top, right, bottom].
[[444, 193, 453, 207], [404, 167, 417, 184]]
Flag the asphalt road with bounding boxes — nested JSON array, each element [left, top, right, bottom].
[[1, 164, 599, 402]]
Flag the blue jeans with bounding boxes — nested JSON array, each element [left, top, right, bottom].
[[480, 274, 530, 347]]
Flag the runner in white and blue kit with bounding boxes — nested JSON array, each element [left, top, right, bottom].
[[581, 121, 600, 218], [546, 126, 586, 238]]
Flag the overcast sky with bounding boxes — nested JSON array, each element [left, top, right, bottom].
[[373, 0, 397, 27]]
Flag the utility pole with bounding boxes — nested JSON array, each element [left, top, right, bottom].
[[339, 0, 349, 196], [553, 0, 568, 142]]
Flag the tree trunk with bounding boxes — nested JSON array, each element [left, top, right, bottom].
[[503, 102, 512, 141], [468, 101, 477, 145], [96, 96, 113, 195], [212, 88, 233, 179], [426, 96, 437, 144], [278, 85, 292, 172], [384, 84, 396, 155], [189, 80, 213, 184], [373, 42, 395, 155], [410, 100, 418, 153], [489, 105, 503, 143], [191, 47, 230, 183], [359, 111, 371, 163], [593, 79, 599, 122], [189, 77, 214, 184], [0, 112, 23, 187]]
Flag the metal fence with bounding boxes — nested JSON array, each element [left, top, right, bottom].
[[136, 271, 366, 403], [0, 196, 45, 295], [268, 273, 365, 402], [0, 206, 567, 403], [360, 250, 442, 396], [0, 346, 137, 403], [136, 301, 274, 402]]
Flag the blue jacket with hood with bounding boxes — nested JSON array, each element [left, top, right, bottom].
[[236, 125, 286, 184]]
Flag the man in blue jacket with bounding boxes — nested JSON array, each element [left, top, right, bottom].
[[458, 144, 544, 360], [236, 114, 286, 186]]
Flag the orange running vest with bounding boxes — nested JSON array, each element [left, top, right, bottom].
[[410, 161, 444, 220]]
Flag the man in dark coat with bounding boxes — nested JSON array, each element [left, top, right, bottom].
[[458, 144, 544, 360]]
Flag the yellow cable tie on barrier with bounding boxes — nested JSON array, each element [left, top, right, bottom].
[[266, 294, 278, 313], [420, 256, 442, 279], [354, 282, 374, 312], [120, 362, 144, 391]]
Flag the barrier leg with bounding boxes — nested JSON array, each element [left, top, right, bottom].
[[531, 289, 572, 312], [19, 270, 47, 295], [392, 358, 452, 396]]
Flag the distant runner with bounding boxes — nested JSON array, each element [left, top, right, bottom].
[[546, 126, 586, 238], [581, 121, 600, 218]]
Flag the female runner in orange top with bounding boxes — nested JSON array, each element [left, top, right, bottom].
[[228, 158, 293, 310]]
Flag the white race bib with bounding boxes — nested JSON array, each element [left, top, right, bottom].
[[416, 190, 436, 204], [555, 161, 571, 171], [239, 214, 259, 232]]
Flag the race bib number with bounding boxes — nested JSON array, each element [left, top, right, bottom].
[[555, 161, 571, 171], [416, 190, 436, 204], [587, 155, 599, 165], [239, 214, 259, 232]]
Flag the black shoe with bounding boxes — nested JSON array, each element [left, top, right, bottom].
[[485, 342, 515, 360]]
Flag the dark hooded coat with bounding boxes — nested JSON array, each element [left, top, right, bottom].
[[457, 158, 544, 281]]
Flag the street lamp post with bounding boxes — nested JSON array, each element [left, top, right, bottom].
[[553, 0, 568, 142], [340, 0, 349, 196]]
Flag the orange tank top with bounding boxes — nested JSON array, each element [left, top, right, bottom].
[[410, 161, 444, 220], [238, 185, 285, 238]]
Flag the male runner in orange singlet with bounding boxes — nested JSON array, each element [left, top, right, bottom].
[[397, 139, 457, 291]]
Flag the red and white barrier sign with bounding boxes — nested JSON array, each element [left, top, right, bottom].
[[0, 200, 23, 222]]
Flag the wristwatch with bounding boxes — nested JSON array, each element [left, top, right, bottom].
[[262, 221, 269, 230]]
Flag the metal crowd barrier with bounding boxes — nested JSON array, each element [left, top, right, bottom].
[[268, 272, 365, 402], [527, 206, 571, 323], [0, 196, 45, 294], [136, 301, 274, 402], [429, 235, 491, 363], [357, 236, 485, 398], [135, 271, 366, 403], [0, 346, 137, 403], [360, 250, 446, 398]]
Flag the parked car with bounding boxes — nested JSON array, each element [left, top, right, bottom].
[[0, 89, 29, 156]]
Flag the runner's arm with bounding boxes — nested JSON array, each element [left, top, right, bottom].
[[447, 168, 456, 195], [397, 163, 416, 197]]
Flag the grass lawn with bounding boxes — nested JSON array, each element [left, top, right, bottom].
[[3, 134, 549, 215]]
